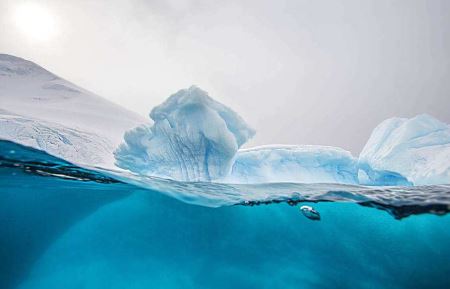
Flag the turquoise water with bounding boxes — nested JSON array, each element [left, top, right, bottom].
[[1, 141, 450, 289]]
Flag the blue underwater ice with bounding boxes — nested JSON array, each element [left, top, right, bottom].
[[1, 141, 450, 289]]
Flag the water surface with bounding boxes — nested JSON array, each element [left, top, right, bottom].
[[1, 140, 450, 289]]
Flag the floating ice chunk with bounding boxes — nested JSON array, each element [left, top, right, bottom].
[[225, 145, 358, 184], [114, 86, 255, 181], [359, 114, 450, 185], [300, 205, 321, 221]]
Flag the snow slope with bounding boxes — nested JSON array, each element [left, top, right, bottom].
[[0, 54, 146, 145], [0, 54, 146, 166], [0, 110, 114, 165]]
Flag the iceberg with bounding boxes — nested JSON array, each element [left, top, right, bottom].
[[114, 86, 255, 181], [115, 89, 448, 186], [359, 114, 450, 185], [226, 145, 358, 184]]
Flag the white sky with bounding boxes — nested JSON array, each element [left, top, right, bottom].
[[0, 0, 449, 154]]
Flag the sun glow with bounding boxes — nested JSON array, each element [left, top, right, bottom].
[[13, 3, 58, 42]]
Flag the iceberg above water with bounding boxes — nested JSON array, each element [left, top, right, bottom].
[[226, 145, 358, 184], [114, 86, 255, 181], [115, 87, 450, 185], [359, 114, 450, 185], [114, 87, 358, 184]]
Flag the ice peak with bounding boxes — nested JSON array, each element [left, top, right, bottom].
[[407, 113, 448, 130], [150, 85, 255, 147], [149, 85, 211, 121]]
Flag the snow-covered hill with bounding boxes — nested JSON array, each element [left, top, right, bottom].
[[0, 54, 147, 167], [0, 110, 114, 165]]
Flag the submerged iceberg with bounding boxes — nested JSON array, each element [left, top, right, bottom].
[[359, 114, 450, 185], [114, 86, 255, 181], [226, 145, 358, 184]]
